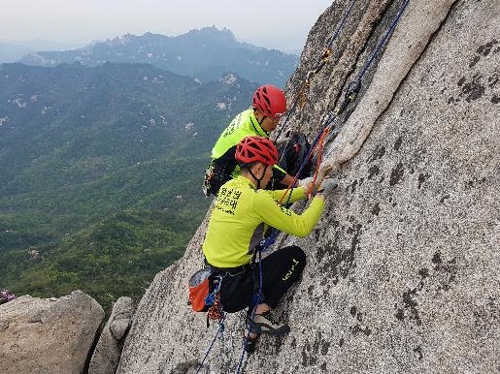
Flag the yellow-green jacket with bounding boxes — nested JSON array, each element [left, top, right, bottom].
[[202, 176, 325, 268], [207, 109, 287, 195], [211, 108, 268, 160]]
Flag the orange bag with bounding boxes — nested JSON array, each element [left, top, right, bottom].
[[188, 269, 212, 312]]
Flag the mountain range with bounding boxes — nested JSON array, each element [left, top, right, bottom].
[[0, 40, 84, 63], [0, 60, 258, 310], [18, 27, 298, 87], [0, 26, 298, 311]]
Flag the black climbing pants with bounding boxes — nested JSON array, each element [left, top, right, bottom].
[[214, 245, 306, 313]]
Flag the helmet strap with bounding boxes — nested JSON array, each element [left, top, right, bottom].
[[248, 165, 268, 189], [258, 116, 272, 136]]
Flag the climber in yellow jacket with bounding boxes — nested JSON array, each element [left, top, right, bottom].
[[203, 84, 306, 197], [202, 135, 336, 353]]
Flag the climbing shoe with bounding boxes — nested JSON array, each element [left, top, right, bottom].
[[243, 335, 259, 354], [250, 311, 290, 336]]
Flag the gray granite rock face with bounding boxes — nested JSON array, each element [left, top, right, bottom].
[[0, 290, 104, 374], [117, 1, 500, 373], [89, 296, 136, 374]]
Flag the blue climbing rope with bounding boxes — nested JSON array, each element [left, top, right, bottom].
[[196, 275, 225, 374], [326, 0, 358, 48], [195, 312, 227, 374], [357, 0, 411, 84], [235, 249, 265, 374], [277, 0, 358, 139], [263, 0, 412, 253]]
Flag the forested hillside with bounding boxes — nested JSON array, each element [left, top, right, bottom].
[[0, 61, 256, 311]]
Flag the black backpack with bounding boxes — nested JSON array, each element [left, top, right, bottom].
[[277, 131, 314, 181]]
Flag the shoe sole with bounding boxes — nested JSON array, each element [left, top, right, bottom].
[[255, 323, 290, 336]]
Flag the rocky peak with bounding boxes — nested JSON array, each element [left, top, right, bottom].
[[0, 291, 104, 374]]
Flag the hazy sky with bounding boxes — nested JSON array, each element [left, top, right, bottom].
[[0, 0, 333, 52]]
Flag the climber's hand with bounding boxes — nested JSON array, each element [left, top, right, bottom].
[[316, 178, 337, 198], [297, 176, 313, 188], [318, 161, 337, 179]]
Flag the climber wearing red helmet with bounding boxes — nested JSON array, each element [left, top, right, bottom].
[[234, 135, 278, 190], [203, 84, 308, 197], [202, 136, 337, 353], [252, 84, 287, 130]]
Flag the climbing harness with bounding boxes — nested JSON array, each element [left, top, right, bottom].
[[203, 161, 234, 198], [202, 164, 216, 197]]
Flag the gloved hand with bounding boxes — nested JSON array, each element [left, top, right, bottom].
[[316, 178, 337, 198], [296, 176, 313, 187]]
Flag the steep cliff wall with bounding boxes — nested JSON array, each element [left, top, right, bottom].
[[117, 1, 500, 373]]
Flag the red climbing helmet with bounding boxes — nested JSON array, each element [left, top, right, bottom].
[[235, 136, 278, 166], [252, 85, 287, 119]]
